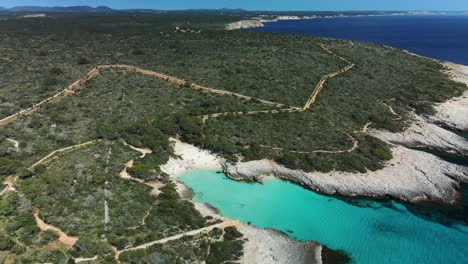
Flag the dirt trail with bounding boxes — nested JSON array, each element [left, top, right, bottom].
[[260, 122, 371, 155], [0, 63, 286, 127], [123, 142, 152, 158], [33, 208, 78, 247], [0, 44, 345, 127], [30, 140, 100, 168], [383, 102, 403, 120], [200, 43, 354, 124], [127, 206, 153, 230], [74, 256, 98, 263], [302, 44, 355, 111], [119, 144, 164, 196], [200, 107, 304, 124], [0, 67, 99, 126], [0, 176, 16, 196], [118, 220, 240, 255], [6, 138, 19, 149]]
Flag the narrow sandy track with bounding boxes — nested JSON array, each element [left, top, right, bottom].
[[302, 44, 355, 110], [0, 64, 284, 126], [74, 256, 98, 263], [200, 43, 354, 124], [0, 67, 99, 126], [123, 142, 152, 158], [383, 102, 403, 120], [118, 220, 240, 255], [33, 208, 78, 248], [30, 140, 101, 168], [120, 143, 164, 194], [127, 206, 153, 230], [6, 138, 19, 149], [0, 176, 16, 196], [200, 107, 304, 124]]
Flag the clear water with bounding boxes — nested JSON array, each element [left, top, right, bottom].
[[251, 15, 468, 65], [180, 170, 468, 264]]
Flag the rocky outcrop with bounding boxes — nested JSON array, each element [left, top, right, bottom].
[[226, 20, 264, 30], [371, 114, 468, 155], [238, 225, 322, 264], [223, 146, 467, 204]]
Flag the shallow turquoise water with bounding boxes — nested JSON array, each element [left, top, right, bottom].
[[180, 170, 468, 264]]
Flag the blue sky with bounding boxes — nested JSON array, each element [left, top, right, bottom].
[[2, 0, 468, 11]]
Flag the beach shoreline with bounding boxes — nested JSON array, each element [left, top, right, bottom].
[[163, 144, 324, 264]]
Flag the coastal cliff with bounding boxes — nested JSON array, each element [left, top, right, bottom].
[[223, 62, 468, 204], [223, 145, 467, 203]]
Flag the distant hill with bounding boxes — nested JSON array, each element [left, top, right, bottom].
[[3, 6, 115, 13]]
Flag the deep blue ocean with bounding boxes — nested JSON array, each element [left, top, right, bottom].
[[251, 15, 468, 65]]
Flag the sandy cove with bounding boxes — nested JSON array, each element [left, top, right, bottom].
[[161, 139, 323, 264]]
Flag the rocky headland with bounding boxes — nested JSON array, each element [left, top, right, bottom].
[[163, 62, 468, 206], [224, 62, 468, 204], [226, 20, 264, 30]]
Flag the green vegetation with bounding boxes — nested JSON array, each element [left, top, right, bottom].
[[119, 226, 244, 264], [0, 12, 466, 263]]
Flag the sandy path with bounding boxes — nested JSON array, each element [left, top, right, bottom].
[[74, 256, 98, 263], [0, 176, 16, 196], [123, 142, 152, 158], [0, 67, 99, 126], [0, 43, 351, 129], [302, 44, 355, 110], [6, 138, 19, 149], [33, 208, 78, 247], [30, 140, 100, 168], [127, 206, 153, 230], [118, 220, 240, 255], [0, 63, 285, 127], [383, 102, 403, 120]]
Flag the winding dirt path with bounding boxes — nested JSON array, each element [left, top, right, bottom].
[[30, 140, 101, 168], [119, 144, 164, 195], [127, 206, 153, 230], [118, 220, 240, 256], [33, 208, 78, 248], [302, 44, 355, 110], [259, 122, 372, 155], [383, 102, 403, 120], [0, 64, 284, 127]]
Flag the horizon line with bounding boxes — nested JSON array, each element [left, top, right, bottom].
[[1, 6, 468, 12]]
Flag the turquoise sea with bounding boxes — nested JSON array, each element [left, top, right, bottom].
[[180, 170, 468, 264]]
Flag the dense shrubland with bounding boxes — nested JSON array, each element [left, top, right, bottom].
[[0, 13, 466, 263]]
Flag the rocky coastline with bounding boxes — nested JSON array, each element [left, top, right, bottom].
[[224, 62, 468, 204], [160, 62, 467, 263], [226, 20, 264, 30]]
